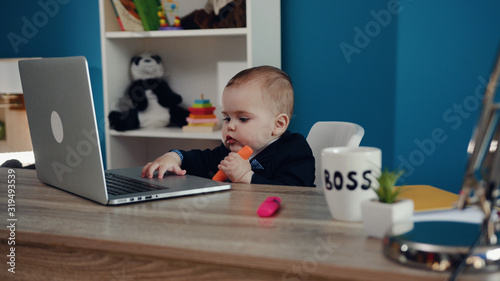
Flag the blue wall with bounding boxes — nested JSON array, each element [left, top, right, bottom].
[[393, 1, 500, 191], [282, 0, 398, 175], [2, 0, 499, 193], [282, 0, 500, 193]]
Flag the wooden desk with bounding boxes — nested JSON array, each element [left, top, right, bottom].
[[0, 168, 496, 280]]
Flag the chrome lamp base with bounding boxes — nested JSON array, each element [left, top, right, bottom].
[[383, 221, 500, 272]]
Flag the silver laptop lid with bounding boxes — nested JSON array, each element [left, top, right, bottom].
[[19, 56, 108, 204]]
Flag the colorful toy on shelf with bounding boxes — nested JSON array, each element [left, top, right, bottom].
[[157, 6, 169, 28], [158, 0, 182, 30], [182, 94, 220, 133]]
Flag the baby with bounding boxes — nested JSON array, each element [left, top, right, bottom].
[[142, 65, 315, 186]]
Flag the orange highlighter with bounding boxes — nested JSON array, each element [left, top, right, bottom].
[[212, 145, 253, 182]]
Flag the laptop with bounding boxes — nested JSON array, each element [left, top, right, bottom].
[[19, 56, 230, 205]]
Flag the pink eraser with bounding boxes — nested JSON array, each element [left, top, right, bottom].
[[257, 196, 281, 217]]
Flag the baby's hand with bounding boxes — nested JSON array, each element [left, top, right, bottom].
[[141, 152, 186, 179], [217, 152, 253, 183]]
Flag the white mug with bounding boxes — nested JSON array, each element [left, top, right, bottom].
[[321, 147, 381, 221]]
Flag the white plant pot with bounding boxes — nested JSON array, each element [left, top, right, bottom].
[[361, 198, 414, 238]]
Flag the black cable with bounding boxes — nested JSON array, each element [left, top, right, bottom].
[[448, 225, 484, 281]]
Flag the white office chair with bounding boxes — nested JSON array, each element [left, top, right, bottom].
[[306, 121, 365, 188]]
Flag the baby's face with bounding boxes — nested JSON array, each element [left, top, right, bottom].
[[221, 83, 278, 153]]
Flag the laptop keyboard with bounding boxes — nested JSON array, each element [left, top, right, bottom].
[[105, 172, 168, 196]]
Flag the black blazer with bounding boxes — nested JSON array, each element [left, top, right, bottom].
[[178, 131, 315, 187]]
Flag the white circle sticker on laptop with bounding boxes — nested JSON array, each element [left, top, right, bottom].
[[51, 111, 64, 143]]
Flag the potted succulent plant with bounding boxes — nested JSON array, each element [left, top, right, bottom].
[[361, 169, 414, 238]]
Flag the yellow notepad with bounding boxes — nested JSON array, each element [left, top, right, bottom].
[[398, 185, 459, 212]]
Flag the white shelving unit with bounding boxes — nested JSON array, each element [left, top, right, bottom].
[[99, 0, 281, 168]]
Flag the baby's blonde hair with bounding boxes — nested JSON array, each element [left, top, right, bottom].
[[225, 65, 294, 118]]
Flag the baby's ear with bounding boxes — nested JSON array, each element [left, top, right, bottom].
[[273, 113, 289, 136]]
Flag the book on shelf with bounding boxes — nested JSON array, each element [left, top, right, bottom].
[[109, 0, 144, 31], [134, 0, 161, 31]]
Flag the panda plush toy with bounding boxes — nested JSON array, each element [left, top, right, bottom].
[[108, 53, 189, 131]]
